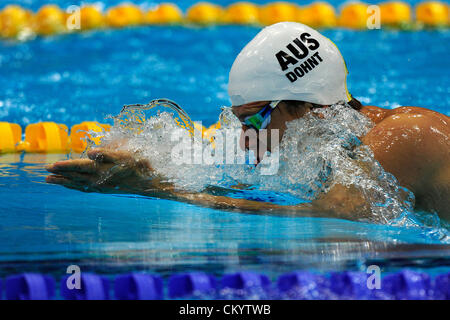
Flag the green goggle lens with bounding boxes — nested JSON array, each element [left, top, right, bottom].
[[245, 114, 264, 130]]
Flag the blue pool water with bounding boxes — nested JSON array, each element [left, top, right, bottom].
[[0, 22, 449, 279], [1, 27, 449, 127]]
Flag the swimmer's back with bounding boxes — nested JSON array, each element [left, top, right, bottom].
[[360, 105, 449, 124], [360, 105, 450, 219]]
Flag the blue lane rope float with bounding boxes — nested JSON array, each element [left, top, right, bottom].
[[0, 269, 449, 300], [5, 273, 55, 300], [380, 269, 432, 300], [329, 271, 374, 299], [115, 273, 164, 300], [168, 272, 217, 299], [434, 272, 450, 300], [220, 272, 272, 299], [60, 273, 110, 300], [277, 271, 329, 299]]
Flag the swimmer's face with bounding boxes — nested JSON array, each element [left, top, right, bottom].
[[232, 101, 312, 163]]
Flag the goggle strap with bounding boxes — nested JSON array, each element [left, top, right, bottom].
[[260, 114, 272, 130], [242, 100, 280, 130]]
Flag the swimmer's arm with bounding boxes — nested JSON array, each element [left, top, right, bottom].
[[168, 190, 315, 216], [308, 184, 373, 220], [164, 184, 372, 221], [45, 150, 314, 215], [46, 148, 370, 219], [413, 164, 450, 221]]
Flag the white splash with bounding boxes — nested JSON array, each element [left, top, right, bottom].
[[96, 102, 444, 227]]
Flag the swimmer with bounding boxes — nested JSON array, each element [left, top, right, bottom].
[[46, 22, 449, 222]]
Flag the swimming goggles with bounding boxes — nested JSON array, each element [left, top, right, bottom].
[[242, 101, 281, 130]]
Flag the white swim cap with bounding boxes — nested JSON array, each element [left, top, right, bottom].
[[228, 22, 351, 106]]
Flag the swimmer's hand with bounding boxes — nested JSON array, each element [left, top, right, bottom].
[[46, 148, 172, 195]]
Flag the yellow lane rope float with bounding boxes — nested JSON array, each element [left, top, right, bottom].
[[33, 4, 67, 36], [18, 122, 69, 153], [222, 2, 260, 25], [416, 1, 449, 27], [0, 1, 448, 41], [0, 121, 103, 153], [70, 122, 111, 153], [146, 3, 183, 25], [106, 3, 144, 28], [259, 2, 299, 26], [0, 98, 222, 154], [0, 5, 33, 38], [0, 122, 22, 153], [0, 119, 219, 154], [338, 2, 371, 29], [79, 5, 105, 30], [379, 1, 413, 27], [186, 2, 225, 25]]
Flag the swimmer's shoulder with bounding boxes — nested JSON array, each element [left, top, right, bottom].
[[359, 105, 388, 124], [360, 105, 449, 124]]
